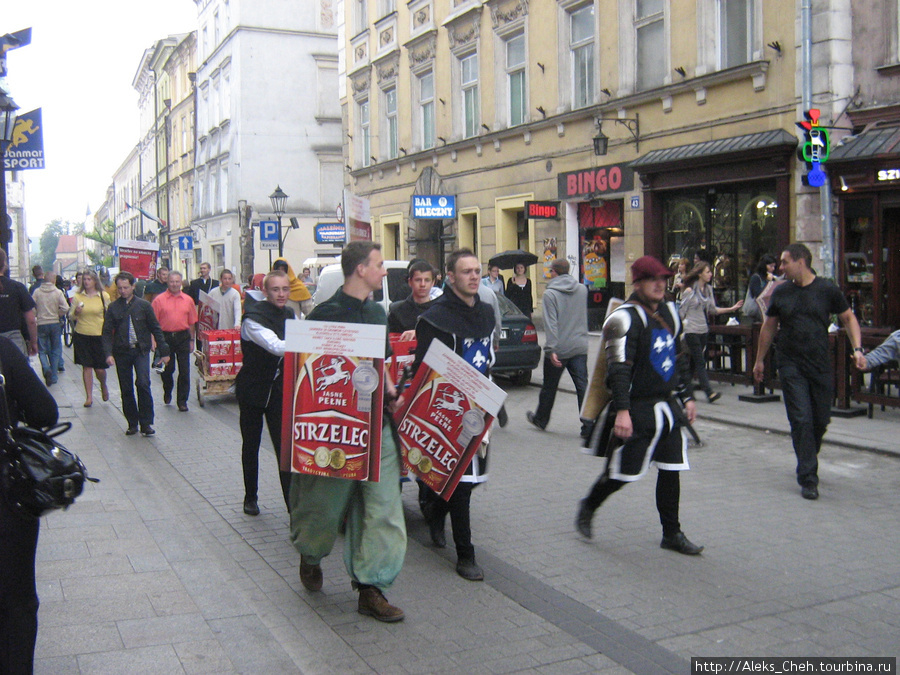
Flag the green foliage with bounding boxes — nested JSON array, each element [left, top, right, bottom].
[[38, 220, 67, 270]]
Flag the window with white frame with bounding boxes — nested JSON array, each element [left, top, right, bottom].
[[219, 164, 228, 213], [378, 0, 396, 18], [506, 34, 526, 126], [214, 11, 220, 46], [384, 87, 399, 159], [718, 0, 754, 68], [354, 0, 368, 34], [222, 70, 230, 121], [418, 71, 435, 150], [208, 169, 217, 215], [359, 99, 371, 166], [181, 115, 187, 155], [635, 0, 666, 91], [571, 4, 595, 108], [460, 52, 479, 138]]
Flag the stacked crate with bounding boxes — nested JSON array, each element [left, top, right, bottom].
[[199, 328, 242, 377]]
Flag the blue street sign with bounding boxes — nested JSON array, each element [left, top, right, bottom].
[[178, 235, 193, 251], [259, 220, 279, 250], [411, 195, 456, 219], [630, 196, 641, 209]]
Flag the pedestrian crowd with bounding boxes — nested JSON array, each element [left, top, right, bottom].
[[0, 241, 894, 671]]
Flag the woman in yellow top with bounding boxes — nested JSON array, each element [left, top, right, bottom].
[[70, 270, 112, 407], [272, 257, 313, 317]]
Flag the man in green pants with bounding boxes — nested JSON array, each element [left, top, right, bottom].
[[288, 241, 407, 622]]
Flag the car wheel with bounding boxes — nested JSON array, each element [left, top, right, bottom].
[[512, 370, 532, 386]]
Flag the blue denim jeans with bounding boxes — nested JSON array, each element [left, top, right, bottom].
[[533, 353, 589, 430], [37, 322, 62, 383]]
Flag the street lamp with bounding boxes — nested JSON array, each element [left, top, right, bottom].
[[0, 93, 20, 256], [269, 185, 288, 257]]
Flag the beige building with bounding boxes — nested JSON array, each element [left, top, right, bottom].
[[341, 0, 853, 326]]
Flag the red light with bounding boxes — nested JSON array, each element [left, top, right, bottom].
[[522, 325, 538, 343]]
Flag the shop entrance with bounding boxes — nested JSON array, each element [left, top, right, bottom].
[[883, 207, 899, 328], [578, 201, 625, 329]]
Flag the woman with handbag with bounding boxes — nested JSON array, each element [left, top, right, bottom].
[[0, 335, 59, 674], [70, 270, 111, 407], [679, 262, 743, 403], [743, 254, 777, 322]]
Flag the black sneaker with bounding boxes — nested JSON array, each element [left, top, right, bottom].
[[707, 392, 721, 403], [801, 485, 819, 500], [140, 426, 156, 437], [660, 531, 704, 555], [163, 391, 172, 405], [125, 426, 139, 436], [526, 411, 546, 431], [243, 498, 260, 516]]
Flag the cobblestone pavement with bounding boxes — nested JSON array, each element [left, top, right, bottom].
[[31, 348, 900, 674]]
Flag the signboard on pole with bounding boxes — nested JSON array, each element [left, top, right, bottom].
[[281, 319, 385, 482], [3, 109, 44, 171], [116, 239, 159, 281], [258, 220, 280, 250], [315, 222, 346, 244], [344, 190, 372, 241], [178, 235, 193, 258]]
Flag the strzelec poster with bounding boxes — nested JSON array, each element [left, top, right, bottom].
[[393, 340, 507, 500], [281, 320, 385, 482]]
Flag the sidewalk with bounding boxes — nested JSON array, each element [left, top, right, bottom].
[[531, 330, 900, 458]]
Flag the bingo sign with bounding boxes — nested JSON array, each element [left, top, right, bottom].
[[412, 195, 456, 219], [557, 162, 634, 200]]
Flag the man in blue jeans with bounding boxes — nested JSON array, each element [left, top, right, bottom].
[[753, 244, 866, 500], [527, 258, 589, 435], [102, 272, 170, 436]]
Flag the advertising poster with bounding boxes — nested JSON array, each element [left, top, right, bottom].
[[197, 290, 220, 332], [116, 239, 159, 281], [392, 340, 507, 500], [281, 320, 385, 482]]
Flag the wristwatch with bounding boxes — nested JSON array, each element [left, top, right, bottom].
[[853, 347, 865, 353]]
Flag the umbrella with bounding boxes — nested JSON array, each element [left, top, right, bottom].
[[489, 249, 539, 270]]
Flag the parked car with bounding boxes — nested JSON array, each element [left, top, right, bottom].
[[492, 294, 541, 385], [313, 260, 411, 315]]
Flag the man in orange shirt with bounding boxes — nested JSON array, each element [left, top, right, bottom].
[[152, 270, 198, 411]]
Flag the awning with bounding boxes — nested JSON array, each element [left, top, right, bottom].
[[630, 129, 797, 171], [829, 125, 900, 162]]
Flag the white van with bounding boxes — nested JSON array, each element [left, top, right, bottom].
[[312, 260, 412, 315]]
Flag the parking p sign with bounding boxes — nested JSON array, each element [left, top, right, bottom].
[[259, 220, 279, 250]]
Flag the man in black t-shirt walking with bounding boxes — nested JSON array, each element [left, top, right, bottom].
[[753, 244, 866, 500]]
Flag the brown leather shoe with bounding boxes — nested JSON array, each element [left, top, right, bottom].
[[357, 586, 404, 622], [299, 557, 323, 592]]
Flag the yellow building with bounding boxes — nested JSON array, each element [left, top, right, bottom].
[[342, 0, 827, 325]]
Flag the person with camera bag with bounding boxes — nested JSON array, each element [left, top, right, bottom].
[[0, 334, 59, 674]]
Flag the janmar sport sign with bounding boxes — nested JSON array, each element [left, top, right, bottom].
[[4, 109, 44, 171], [412, 195, 456, 219]]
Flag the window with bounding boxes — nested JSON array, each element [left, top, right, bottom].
[[212, 244, 225, 275], [354, 0, 368, 34], [181, 115, 187, 154], [571, 5, 595, 108], [506, 34, 526, 126], [718, 0, 754, 68], [222, 71, 230, 121], [418, 71, 435, 150], [460, 52, 479, 138], [635, 0, 666, 91], [214, 11, 220, 46], [359, 99, 371, 166], [384, 88, 398, 159], [219, 164, 228, 213], [378, 0, 396, 17], [202, 26, 208, 59]]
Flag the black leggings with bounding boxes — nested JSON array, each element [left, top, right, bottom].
[[0, 500, 39, 675], [584, 469, 681, 538]]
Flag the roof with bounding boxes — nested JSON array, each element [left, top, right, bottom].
[[55, 234, 78, 254], [829, 125, 900, 162], [631, 129, 797, 170]]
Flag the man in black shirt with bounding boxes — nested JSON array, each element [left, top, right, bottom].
[[0, 249, 38, 356], [387, 259, 437, 338], [753, 244, 865, 500], [188, 262, 218, 305]]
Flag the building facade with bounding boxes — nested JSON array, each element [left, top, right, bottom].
[[341, 0, 873, 326], [192, 0, 344, 282]]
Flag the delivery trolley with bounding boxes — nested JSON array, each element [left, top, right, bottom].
[[193, 329, 242, 407]]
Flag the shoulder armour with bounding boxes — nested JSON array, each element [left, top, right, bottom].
[[603, 307, 632, 363]]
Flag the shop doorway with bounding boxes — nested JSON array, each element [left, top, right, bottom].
[[578, 201, 625, 329], [883, 207, 900, 328]]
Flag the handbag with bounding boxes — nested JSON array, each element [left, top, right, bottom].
[[0, 372, 99, 519], [755, 279, 786, 319], [742, 284, 761, 322]]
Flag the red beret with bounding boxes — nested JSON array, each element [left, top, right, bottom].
[[631, 256, 673, 282]]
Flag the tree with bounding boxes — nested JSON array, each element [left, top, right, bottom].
[[38, 220, 66, 271], [83, 219, 115, 269]]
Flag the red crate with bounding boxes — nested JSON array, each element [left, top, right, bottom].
[[388, 334, 417, 382]]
